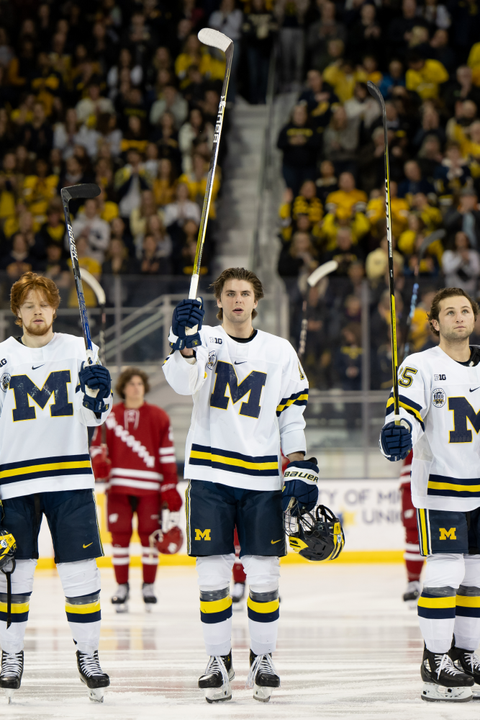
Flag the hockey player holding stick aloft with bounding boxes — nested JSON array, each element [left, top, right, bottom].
[[163, 267, 318, 703], [380, 287, 480, 702], [0, 272, 112, 703]]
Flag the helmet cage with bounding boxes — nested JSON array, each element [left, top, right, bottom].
[[285, 504, 344, 562]]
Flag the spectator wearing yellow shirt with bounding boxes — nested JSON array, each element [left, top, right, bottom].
[[179, 152, 220, 220], [22, 157, 58, 227], [317, 205, 370, 252], [0, 152, 19, 225], [153, 158, 177, 208], [366, 235, 404, 286], [366, 181, 409, 240], [405, 50, 448, 100], [323, 57, 367, 103], [325, 171, 367, 215], [467, 41, 480, 86], [398, 212, 443, 274]]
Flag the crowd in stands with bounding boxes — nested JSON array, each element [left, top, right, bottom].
[[275, 0, 480, 393]]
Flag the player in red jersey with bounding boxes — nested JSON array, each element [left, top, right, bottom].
[[400, 450, 424, 604], [90, 367, 181, 609]]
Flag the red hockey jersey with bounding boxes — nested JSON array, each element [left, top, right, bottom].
[[90, 402, 177, 496]]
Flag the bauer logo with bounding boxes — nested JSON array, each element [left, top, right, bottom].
[[432, 388, 446, 408], [434, 374, 447, 381]]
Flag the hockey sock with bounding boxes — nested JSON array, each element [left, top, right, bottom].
[[57, 560, 102, 655], [141, 543, 158, 585], [418, 586, 456, 654], [0, 559, 35, 654], [112, 545, 130, 584], [232, 560, 246, 585], [405, 528, 423, 582], [247, 589, 280, 656], [454, 585, 480, 651], [200, 587, 232, 657]]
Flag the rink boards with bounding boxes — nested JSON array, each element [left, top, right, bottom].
[[36, 479, 405, 567]]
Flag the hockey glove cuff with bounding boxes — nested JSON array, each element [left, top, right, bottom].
[[282, 457, 319, 515], [168, 327, 201, 351], [161, 483, 183, 512], [380, 417, 412, 461]]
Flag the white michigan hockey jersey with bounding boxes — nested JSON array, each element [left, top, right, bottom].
[[384, 345, 480, 511], [0, 333, 111, 500], [162, 325, 308, 491]]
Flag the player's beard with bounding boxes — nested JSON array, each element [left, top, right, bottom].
[[23, 318, 54, 337], [441, 324, 474, 344]]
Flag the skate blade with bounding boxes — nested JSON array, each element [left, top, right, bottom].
[[421, 682, 472, 702], [254, 684, 273, 703], [204, 683, 232, 703], [114, 603, 128, 614], [88, 687, 105, 703], [5, 689, 14, 704]]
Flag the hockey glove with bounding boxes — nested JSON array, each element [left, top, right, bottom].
[[282, 457, 319, 515], [170, 298, 204, 351], [91, 450, 112, 481], [161, 483, 183, 512], [380, 418, 412, 461], [79, 362, 111, 414]]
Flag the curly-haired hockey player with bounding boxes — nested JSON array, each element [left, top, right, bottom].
[[380, 286, 480, 702], [0, 272, 112, 702], [163, 267, 318, 703]]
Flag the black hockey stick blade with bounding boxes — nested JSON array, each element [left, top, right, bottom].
[[366, 80, 385, 107], [418, 228, 446, 261], [61, 183, 101, 203]]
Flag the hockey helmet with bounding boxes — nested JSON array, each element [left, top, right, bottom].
[[0, 528, 16, 570], [149, 513, 184, 555], [284, 504, 344, 562]]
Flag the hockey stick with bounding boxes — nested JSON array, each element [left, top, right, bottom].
[[402, 228, 446, 360], [188, 29, 234, 301], [80, 268, 106, 366], [298, 260, 338, 358], [367, 81, 400, 421], [61, 183, 101, 364]]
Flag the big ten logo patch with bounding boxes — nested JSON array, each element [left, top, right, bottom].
[[439, 527, 457, 540], [434, 374, 446, 381], [195, 528, 211, 541], [432, 388, 446, 408]]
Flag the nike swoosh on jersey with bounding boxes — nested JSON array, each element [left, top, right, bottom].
[[83, 542, 93, 548], [469, 387, 480, 392], [32, 365, 45, 370], [234, 361, 246, 365], [271, 539, 282, 544]]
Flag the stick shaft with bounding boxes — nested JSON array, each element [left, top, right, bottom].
[[189, 40, 234, 299]]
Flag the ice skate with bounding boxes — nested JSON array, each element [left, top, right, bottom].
[[403, 580, 421, 605], [247, 651, 280, 702], [111, 582, 129, 613], [231, 582, 245, 605], [198, 652, 234, 703], [0, 650, 23, 704], [421, 646, 473, 702], [450, 644, 480, 695], [142, 583, 157, 611], [76, 650, 110, 703]]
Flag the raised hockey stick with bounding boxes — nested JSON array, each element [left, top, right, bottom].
[[298, 260, 338, 359], [61, 183, 101, 364], [367, 81, 400, 421], [80, 268, 107, 366], [188, 29, 234, 301], [402, 228, 446, 360]]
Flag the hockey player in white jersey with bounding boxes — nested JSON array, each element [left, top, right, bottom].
[[0, 272, 112, 703], [380, 286, 480, 702], [163, 267, 318, 703]]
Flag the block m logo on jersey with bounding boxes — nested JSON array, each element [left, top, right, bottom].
[[9, 371, 73, 421], [448, 397, 480, 443], [210, 361, 267, 418], [195, 529, 211, 541], [439, 528, 457, 540]]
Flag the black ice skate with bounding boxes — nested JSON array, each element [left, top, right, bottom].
[[246, 650, 280, 703], [0, 650, 23, 703], [76, 650, 110, 703], [111, 582, 129, 613], [198, 651, 235, 703], [450, 643, 480, 692], [142, 582, 157, 610], [403, 580, 421, 605], [421, 646, 473, 702]]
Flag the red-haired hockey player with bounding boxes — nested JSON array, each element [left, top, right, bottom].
[[91, 367, 181, 608]]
